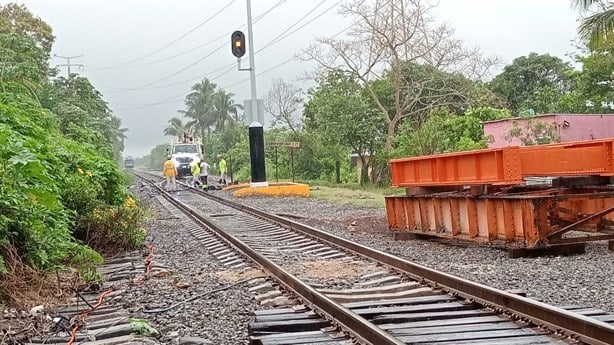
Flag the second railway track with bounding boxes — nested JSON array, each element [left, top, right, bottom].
[[136, 171, 614, 345]]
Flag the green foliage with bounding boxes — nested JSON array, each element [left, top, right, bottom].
[[41, 76, 128, 161], [70, 246, 103, 282], [180, 78, 242, 140], [570, 45, 614, 112], [304, 70, 386, 183], [573, 0, 614, 50], [0, 33, 48, 95], [489, 52, 574, 113], [394, 107, 512, 157], [128, 318, 159, 336], [77, 202, 146, 256], [0, 93, 74, 271], [399, 62, 472, 121], [0, 90, 144, 275], [149, 8, 613, 189], [142, 143, 171, 170], [0, 5, 146, 292], [163, 117, 187, 137], [0, 3, 54, 54]]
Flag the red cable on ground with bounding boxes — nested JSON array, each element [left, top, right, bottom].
[[144, 243, 154, 276], [66, 242, 155, 344], [66, 287, 114, 345]]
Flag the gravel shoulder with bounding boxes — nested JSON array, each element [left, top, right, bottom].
[[216, 191, 614, 313]]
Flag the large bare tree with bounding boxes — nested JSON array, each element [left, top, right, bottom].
[[264, 78, 304, 136], [301, 0, 498, 149]]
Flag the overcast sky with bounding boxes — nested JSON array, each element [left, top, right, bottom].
[[14, 0, 581, 158]]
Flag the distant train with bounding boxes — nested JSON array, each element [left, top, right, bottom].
[[124, 157, 134, 170]]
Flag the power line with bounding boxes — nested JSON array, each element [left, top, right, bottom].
[[115, 24, 349, 111], [115, 65, 237, 112], [222, 56, 296, 89], [126, 41, 228, 90], [111, 64, 235, 92], [87, 2, 186, 56], [258, 0, 330, 50], [114, 3, 346, 110], [221, 21, 351, 89], [101, 0, 238, 69], [119, 0, 337, 91], [260, 0, 343, 50], [116, 56, 294, 112], [104, 0, 290, 92], [90, 1, 287, 72]]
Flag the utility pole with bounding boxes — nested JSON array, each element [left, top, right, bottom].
[[245, 0, 267, 187], [232, 0, 267, 187], [54, 54, 84, 79]]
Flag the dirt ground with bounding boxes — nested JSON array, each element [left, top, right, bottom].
[[340, 215, 391, 234]]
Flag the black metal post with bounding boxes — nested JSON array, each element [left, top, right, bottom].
[[249, 125, 266, 183], [275, 146, 278, 183], [229, 152, 233, 184], [291, 148, 295, 183]]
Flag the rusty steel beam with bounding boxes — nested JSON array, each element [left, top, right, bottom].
[[553, 234, 614, 244], [390, 138, 614, 187], [390, 146, 523, 187], [385, 189, 614, 249], [547, 206, 614, 240]]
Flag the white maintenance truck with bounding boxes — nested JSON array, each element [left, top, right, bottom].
[[168, 132, 203, 178]]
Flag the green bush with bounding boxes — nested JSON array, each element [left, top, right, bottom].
[[77, 202, 147, 256], [0, 92, 146, 276], [0, 94, 75, 271]]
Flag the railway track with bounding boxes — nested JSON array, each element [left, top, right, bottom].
[[136, 171, 614, 345]]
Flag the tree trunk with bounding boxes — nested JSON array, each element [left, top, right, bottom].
[[386, 120, 396, 150], [335, 160, 341, 184], [360, 156, 370, 185]]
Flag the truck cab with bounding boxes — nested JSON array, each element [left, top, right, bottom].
[[169, 133, 203, 178]]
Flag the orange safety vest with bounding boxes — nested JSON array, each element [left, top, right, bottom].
[[163, 160, 177, 177]]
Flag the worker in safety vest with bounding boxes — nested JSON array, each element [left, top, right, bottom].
[[217, 154, 227, 185], [162, 155, 178, 192], [190, 157, 201, 188]]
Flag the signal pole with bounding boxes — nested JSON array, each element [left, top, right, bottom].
[[54, 54, 84, 79], [245, 0, 267, 187]]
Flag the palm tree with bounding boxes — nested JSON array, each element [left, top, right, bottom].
[[573, 0, 614, 49], [212, 90, 243, 130], [108, 116, 128, 161], [163, 117, 186, 137], [183, 79, 217, 139], [116, 127, 129, 152]]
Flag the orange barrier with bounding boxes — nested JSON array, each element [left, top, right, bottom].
[[385, 188, 614, 248], [390, 138, 614, 187]]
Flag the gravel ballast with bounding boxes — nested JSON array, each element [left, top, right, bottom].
[[215, 191, 614, 313], [120, 184, 264, 345], [123, 176, 613, 344]]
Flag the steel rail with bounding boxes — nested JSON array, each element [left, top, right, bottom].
[[140, 174, 404, 345], [182, 182, 614, 345]]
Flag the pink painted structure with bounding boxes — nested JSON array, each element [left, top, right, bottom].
[[483, 114, 614, 148]]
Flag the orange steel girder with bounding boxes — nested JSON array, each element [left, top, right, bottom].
[[385, 189, 614, 248], [390, 138, 614, 187]]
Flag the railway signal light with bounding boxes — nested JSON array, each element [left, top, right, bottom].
[[231, 31, 246, 58]]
